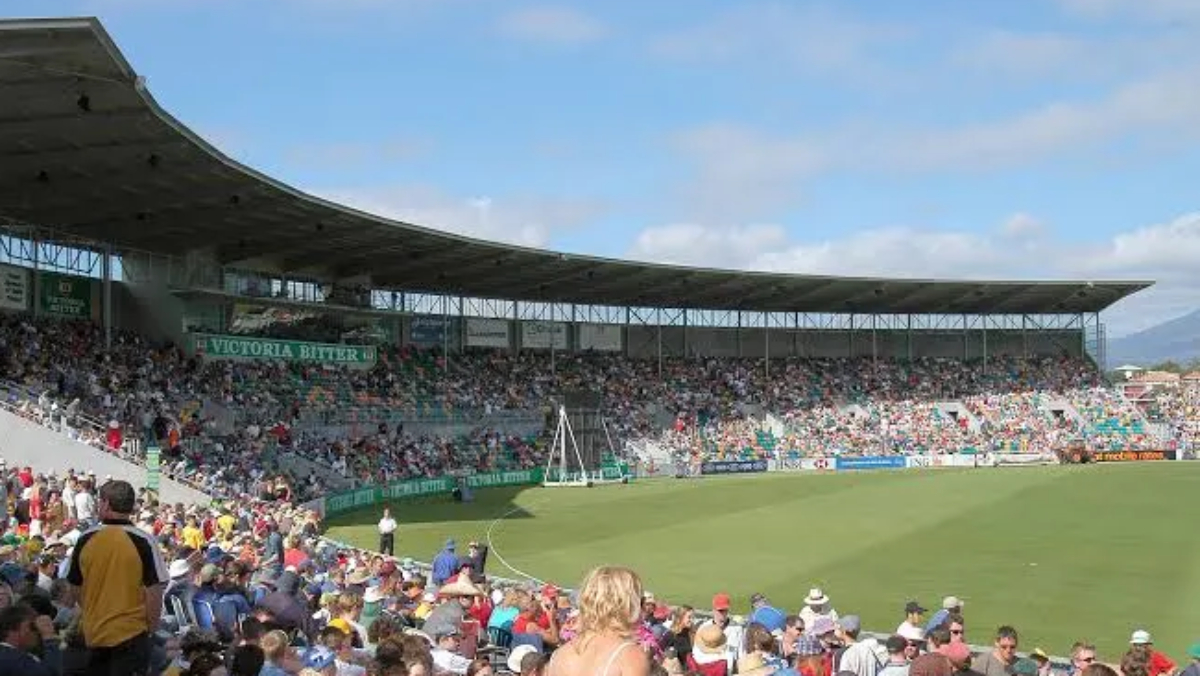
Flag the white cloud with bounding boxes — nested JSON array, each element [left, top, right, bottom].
[[649, 3, 910, 83], [626, 213, 1200, 336], [998, 213, 1046, 239], [669, 124, 825, 220], [950, 30, 1198, 84], [312, 184, 605, 248], [629, 223, 791, 268], [284, 138, 432, 167], [495, 6, 609, 45], [667, 67, 1200, 218], [1056, 0, 1200, 23]]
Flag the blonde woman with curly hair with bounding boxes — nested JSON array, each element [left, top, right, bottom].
[[547, 566, 649, 676]]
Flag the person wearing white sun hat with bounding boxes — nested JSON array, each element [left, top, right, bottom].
[[799, 587, 839, 630], [1127, 629, 1176, 676]]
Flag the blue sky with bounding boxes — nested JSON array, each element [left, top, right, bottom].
[[10, 0, 1200, 336]]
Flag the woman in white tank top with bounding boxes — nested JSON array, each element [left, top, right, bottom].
[[546, 567, 650, 676]]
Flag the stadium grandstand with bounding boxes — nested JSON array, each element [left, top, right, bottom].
[[0, 15, 1196, 676]]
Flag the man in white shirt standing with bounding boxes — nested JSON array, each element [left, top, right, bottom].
[[896, 601, 927, 638], [378, 507, 397, 556], [73, 481, 96, 530]]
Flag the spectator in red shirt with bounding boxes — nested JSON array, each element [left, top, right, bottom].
[[282, 535, 309, 571], [513, 596, 559, 647], [1124, 631, 1176, 676]]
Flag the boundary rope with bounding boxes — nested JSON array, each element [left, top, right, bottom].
[[485, 501, 546, 586]]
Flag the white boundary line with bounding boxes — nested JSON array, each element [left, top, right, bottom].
[[485, 502, 546, 586]]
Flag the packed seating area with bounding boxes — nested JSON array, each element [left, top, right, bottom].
[[1136, 382, 1200, 451], [0, 313, 1174, 498], [1, 312, 1197, 676], [0, 456, 1188, 676]]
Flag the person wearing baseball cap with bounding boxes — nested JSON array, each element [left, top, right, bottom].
[[748, 593, 786, 633], [711, 593, 732, 626], [923, 597, 964, 636], [699, 593, 741, 672], [898, 601, 928, 638]]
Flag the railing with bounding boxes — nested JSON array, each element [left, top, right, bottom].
[[295, 404, 544, 428], [0, 378, 144, 462]]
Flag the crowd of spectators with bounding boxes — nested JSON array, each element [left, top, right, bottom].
[[1136, 382, 1200, 451], [0, 314, 1183, 501], [0, 462, 1193, 676], [2, 312, 1200, 676]]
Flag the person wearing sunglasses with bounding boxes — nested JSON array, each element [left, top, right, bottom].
[[1069, 643, 1099, 676], [971, 626, 1019, 676], [947, 616, 965, 645]]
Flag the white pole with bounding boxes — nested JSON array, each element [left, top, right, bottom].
[[562, 409, 588, 483], [545, 408, 563, 483]]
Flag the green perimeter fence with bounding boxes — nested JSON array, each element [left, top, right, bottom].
[[321, 463, 632, 516]]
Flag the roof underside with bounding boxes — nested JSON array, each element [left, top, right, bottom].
[[0, 18, 1153, 315]]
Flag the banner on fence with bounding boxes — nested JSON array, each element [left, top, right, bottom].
[[835, 456, 908, 471], [145, 446, 161, 492], [990, 452, 1059, 467], [465, 318, 510, 348], [771, 457, 830, 472], [410, 316, 450, 345], [466, 468, 541, 489], [544, 463, 632, 483], [1092, 450, 1177, 463], [39, 271, 92, 318], [521, 321, 567, 350], [0, 264, 28, 311], [701, 459, 769, 475], [579, 324, 623, 352], [906, 454, 979, 469], [322, 466, 630, 516], [193, 334, 377, 366]]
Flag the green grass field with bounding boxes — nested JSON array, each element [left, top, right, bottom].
[[325, 464, 1200, 659]]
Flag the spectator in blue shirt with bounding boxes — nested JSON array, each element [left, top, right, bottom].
[[432, 539, 459, 586]]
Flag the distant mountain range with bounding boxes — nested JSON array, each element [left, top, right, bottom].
[[1108, 308, 1200, 366]]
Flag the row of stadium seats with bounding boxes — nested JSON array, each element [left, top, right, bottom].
[[1, 313, 1185, 501]]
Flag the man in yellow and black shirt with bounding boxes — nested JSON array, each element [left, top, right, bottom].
[[67, 479, 167, 676]]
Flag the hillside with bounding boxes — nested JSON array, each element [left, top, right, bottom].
[[1108, 308, 1200, 366]]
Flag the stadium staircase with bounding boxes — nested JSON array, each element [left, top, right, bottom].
[[935, 402, 980, 432], [763, 413, 788, 440], [634, 438, 679, 476], [1118, 388, 1172, 444], [0, 402, 210, 505]]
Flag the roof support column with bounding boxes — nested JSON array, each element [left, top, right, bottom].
[[906, 315, 913, 362], [30, 236, 40, 319], [764, 314, 770, 379], [871, 314, 877, 366], [1022, 315, 1029, 359], [963, 314, 969, 361], [656, 308, 663, 379], [102, 243, 113, 350], [682, 310, 689, 359], [737, 310, 743, 359], [982, 315, 988, 368], [441, 294, 450, 372], [847, 314, 854, 358]]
